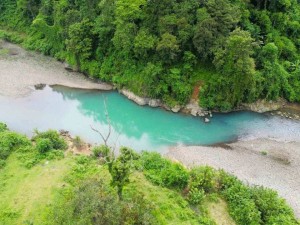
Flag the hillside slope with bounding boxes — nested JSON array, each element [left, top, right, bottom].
[[1, 0, 300, 110]]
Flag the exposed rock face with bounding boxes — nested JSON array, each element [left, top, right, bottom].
[[119, 89, 213, 118], [148, 99, 161, 107], [184, 100, 210, 117], [120, 89, 163, 108], [242, 98, 286, 113], [120, 89, 149, 105], [171, 105, 181, 113]]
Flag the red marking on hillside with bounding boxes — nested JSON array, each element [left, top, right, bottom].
[[191, 81, 203, 101]]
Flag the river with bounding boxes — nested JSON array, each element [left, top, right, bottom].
[[0, 85, 300, 152]]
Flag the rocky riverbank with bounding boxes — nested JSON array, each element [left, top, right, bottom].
[[1, 40, 300, 121]]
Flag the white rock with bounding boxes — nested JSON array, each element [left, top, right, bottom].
[[204, 118, 210, 123], [148, 99, 161, 107], [191, 109, 198, 116], [171, 105, 181, 113], [120, 89, 149, 106]]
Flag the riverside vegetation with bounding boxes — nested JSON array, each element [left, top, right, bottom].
[[1, 0, 300, 110], [0, 122, 299, 225]]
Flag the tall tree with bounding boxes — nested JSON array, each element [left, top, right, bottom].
[[213, 28, 256, 107]]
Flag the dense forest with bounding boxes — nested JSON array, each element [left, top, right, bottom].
[[1, 0, 300, 110], [0, 123, 299, 224]]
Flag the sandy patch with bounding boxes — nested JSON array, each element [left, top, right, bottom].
[[0, 41, 112, 97]]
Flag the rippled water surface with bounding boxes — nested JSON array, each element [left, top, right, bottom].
[[1, 86, 300, 152]]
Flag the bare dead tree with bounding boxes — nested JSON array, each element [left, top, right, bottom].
[[90, 98, 111, 147], [90, 98, 137, 200]]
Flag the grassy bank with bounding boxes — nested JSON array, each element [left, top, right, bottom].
[[0, 123, 299, 224]]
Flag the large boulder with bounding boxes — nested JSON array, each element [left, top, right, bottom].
[[119, 89, 149, 106]]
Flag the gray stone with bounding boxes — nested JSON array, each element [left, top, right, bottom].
[[34, 83, 46, 90]]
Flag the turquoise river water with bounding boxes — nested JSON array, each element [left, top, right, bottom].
[[0, 85, 300, 152]]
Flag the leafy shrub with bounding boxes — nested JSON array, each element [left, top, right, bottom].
[[121, 192, 157, 224], [33, 130, 67, 150], [219, 171, 261, 225], [251, 186, 299, 225], [36, 138, 53, 153], [92, 145, 111, 158], [161, 163, 189, 190], [45, 179, 122, 225], [224, 183, 261, 225], [45, 150, 64, 160], [187, 187, 205, 205], [0, 123, 8, 132], [0, 131, 31, 160], [45, 178, 156, 225], [189, 166, 217, 193], [16, 145, 41, 168], [140, 152, 189, 190], [198, 217, 217, 225], [66, 156, 97, 184]]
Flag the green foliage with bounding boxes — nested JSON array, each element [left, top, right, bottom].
[[16, 145, 41, 168], [217, 171, 300, 225], [0, 122, 8, 132], [32, 130, 67, 150], [0, 128, 299, 224], [109, 147, 137, 199], [0, 159, 6, 169], [219, 172, 262, 225], [45, 179, 156, 224], [46, 178, 122, 225], [92, 145, 110, 158], [36, 138, 53, 153], [187, 187, 205, 205], [202, 28, 256, 109], [251, 186, 299, 225], [189, 166, 217, 193], [2, 0, 300, 109], [0, 130, 31, 161], [65, 18, 94, 67], [140, 152, 189, 190]]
